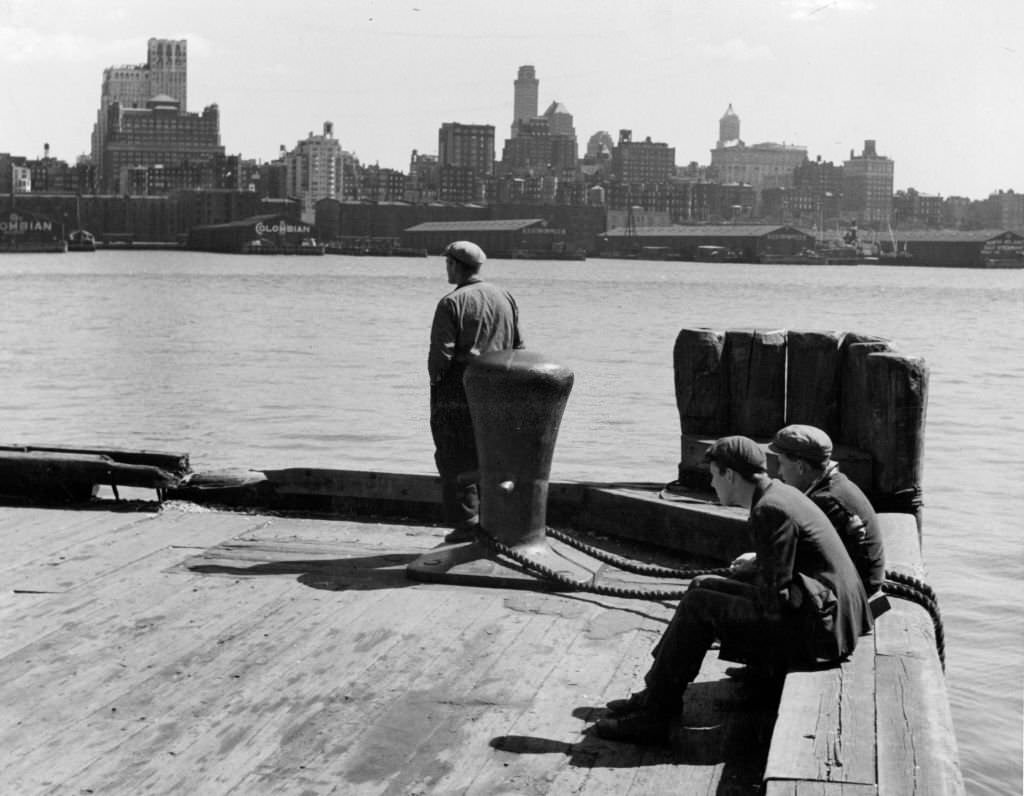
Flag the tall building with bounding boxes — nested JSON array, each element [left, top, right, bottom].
[[101, 96, 225, 194], [438, 122, 494, 202], [543, 101, 575, 138], [718, 103, 741, 146], [91, 38, 188, 183], [285, 122, 344, 221], [842, 140, 894, 225], [709, 105, 806, 208], [612, 130, 675, 186], [511, 66, 539, 138]]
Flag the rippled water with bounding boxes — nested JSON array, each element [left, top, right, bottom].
[[1, 251, 1021, 794]]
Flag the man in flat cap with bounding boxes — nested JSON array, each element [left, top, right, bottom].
[[770, 424, 886, 596], [428, 241, 524, 543], [596, 435, 871, 746]]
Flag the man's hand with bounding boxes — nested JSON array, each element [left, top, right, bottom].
[[729, 552, 757, 577]]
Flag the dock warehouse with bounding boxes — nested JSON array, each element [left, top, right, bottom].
[[891, 229, 1024, 268], [187, 214, 316, 253], [597, 224, 815, 261], [400, 219, 567, 257]]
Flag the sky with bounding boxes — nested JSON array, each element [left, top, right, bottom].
[[2, 0, 1022, 200]]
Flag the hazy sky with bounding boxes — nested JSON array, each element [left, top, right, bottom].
[[3, 0, 1021, 200]]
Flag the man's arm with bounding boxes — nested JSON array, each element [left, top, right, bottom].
[[428, 299, 457, 384], [751, 505, 800, 617]]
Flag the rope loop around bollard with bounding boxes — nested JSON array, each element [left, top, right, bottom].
[[476, 528, 696, 601]]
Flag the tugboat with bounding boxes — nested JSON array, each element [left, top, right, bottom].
[[67, 228, 96, 252], [66, 196, 96, 252]]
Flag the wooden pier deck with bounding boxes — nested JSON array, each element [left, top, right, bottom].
[[0, 500, 777, 795]]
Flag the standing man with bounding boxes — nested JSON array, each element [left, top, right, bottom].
[[428, 241, 524, 544], [596, 436, 871, 745], [769, 424, 886, 596]]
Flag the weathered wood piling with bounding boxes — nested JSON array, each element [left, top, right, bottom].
[[673, 327, 928, 530]]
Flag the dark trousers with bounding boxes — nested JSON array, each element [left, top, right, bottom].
[[430, 377, 479, 527], [643, 581, 788, 718]]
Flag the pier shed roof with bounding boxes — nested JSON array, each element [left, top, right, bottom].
[[603, 224, 805, 239], [404, 219, 545, 232], [891, 228, 1021, 243]]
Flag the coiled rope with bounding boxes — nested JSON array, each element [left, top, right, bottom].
[[475, 525, 946, 668]]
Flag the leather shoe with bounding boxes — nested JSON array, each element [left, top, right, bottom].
[[605, 690, 649, 716], [595, 711, 671, 745]]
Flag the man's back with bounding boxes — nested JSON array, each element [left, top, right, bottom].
[[808, 467, 886, 593], [750, 479, 872, 663], [428, 278, 522, 385]]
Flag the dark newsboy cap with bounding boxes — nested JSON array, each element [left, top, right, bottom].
[[769, 424, 833, 465], [444, 240, 486, 268], [704, 435, 767, 478]]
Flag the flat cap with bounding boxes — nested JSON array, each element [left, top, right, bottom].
[[444, 240, 486, 269], [769, 424, 833, 464], [704, 435, 767, 478]]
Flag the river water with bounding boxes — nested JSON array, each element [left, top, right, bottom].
[[1, 251, 1021, 794]]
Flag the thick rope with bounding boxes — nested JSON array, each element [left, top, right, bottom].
[[476, 525, 947, 667], [545, 525, 729, 579], [883, 570, 946, 669]]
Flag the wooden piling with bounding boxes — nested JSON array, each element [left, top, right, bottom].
[[863, 352, 929, 523], [724, 328, 786, 438], [672, 328, 728, 435], [785, 330, 845, 437], [838, 336, 892, 449]]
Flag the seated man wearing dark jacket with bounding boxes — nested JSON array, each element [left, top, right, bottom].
[[596, 436, 872, 745], [769, 424, 886, 596]]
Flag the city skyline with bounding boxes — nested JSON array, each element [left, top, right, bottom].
[[2, 0, 1022, 201]]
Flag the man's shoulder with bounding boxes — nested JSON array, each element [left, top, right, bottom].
[[753, 479, 816, 516], [812, 469, 876, 515]]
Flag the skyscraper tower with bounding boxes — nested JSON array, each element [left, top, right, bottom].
[[511, 65, 539, 138], [718, 103, 740, 147], [90, 38, 188, 179]]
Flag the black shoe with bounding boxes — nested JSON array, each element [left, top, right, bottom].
[[605, 690, 649, 716], [725, 663, 783, 687], [595, 711, 671, 745]]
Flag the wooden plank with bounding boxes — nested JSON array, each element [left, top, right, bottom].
[[875, 651, 963, 795], [1, 577, 408, 792], [0, 443, 189, 474], [0, 509, 269, 594], [0, 563, 301, 758], [872, 511, 963, 795], [764, 781, 877, 795], [0, 450, 181, 492], [764, 635, 877, 786], [114, 587, 515, 794], [0, 506, 152, 576]]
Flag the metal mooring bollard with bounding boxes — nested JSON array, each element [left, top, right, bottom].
[[463, 349, 574, 554]]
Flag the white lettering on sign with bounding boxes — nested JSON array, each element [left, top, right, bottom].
[[255, 221, 311, 235], [0, 215, 54, 234]]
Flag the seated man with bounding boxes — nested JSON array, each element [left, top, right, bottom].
[[596, 435, 872, 745], [769, 424, 886, 596]]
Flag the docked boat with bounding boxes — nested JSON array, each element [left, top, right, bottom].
[[0, 327, 963, 794], [67, 229, 97, 252]]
